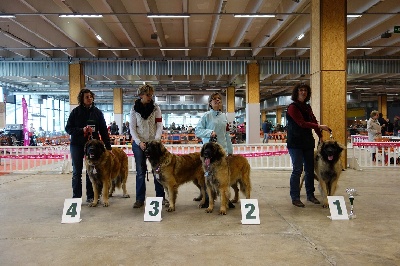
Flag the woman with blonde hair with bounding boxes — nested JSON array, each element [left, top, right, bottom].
[[129, 84, 165, 208], [367, 110, 382, 161]]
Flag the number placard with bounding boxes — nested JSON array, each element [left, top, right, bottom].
[[144, 197, 163, 222], [327, 196, 349, 220], [61, 198, 82, 223], [240, 199, 260, 225]]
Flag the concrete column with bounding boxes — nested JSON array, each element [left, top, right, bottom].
[[226, 86, 236, 122], [245, 63, 261, 144], [68, 63, 85, 111], [113, 88, 123, 131], [311, 0, 347, 152], [276, 107, 282, 125], [378, 96, 387, 118]]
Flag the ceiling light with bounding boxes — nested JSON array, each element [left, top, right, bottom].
[[147, 14, 190, 18], [355, 87, 371, 90], [386, 87, 399, 90], [35, 48, 67, 51], [347, 47, 372, 50], [297, 33, 305, 40], [96, 34, 102, 41], [59, 14, 103, 18], [221, 48, 252, 51], [0, 15, 15, 18], [234, 14, 275, 18], [98, 48, 129, 51], [172, 80, 190, 83], [347, 14, 362, 18], [160, 48, 191, 51], [134, 80, 155, 83]]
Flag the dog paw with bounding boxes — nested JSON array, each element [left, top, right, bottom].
[[219, 209, 227, 215], [322, 204, 329, 208], [103, 202, 109, 207], [205, 207, 213, 213], [166, 207, 175, 212], [123, 194, 130, 198], [88, 203, 97, 207], [231, 199, 238, 203]]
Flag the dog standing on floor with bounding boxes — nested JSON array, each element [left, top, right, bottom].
[[313, 139, 346, 208], [200, 142, 251, 215]]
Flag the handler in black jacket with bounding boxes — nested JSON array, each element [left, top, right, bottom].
[[65, 88, 112, 202]]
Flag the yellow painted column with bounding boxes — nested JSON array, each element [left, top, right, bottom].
[[113, 88, 123, 131], [276, 107, 282, 126], [226, 86, 236, 123], [311, 0, 347, 156], [261, 111, 266, 123], [378, 96, 387, 118], [245, 63, 261, 144], [69, 63, 85, 109]]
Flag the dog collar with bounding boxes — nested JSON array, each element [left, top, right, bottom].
[[155, 164, 161, 173]]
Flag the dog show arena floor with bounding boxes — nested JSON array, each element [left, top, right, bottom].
[[0, 168, 399, 265]]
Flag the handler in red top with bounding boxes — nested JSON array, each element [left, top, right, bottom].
[[286, 84, 331, 208]]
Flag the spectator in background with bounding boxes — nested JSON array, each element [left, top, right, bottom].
[[110, 121, 119, 135], [378, 113, 386, 136], [386, 118, 394, 135], [262, 120, 272, 143], [122, 121, 131, 140], [367, 110, 382, 161], [393, 116, 400, 136]]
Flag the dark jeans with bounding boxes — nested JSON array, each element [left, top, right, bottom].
[[70, 144, 93, 200], [132, 141, 165, 202], [288, 148, 315, 201]]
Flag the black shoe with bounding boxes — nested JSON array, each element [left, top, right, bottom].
[[307, 196, 320, 204], [228, 201, 235, 209], [200, 198, 209, 208], [292, 199, 305, 207], [133, 201, 144, 208]]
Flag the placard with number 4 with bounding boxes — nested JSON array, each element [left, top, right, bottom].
[[61, 198, 82, 223], [240, 199, 260, 225]]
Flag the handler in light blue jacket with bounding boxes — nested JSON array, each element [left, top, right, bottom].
[[195, 92, 233, 155], [195, 92, 235, 209]]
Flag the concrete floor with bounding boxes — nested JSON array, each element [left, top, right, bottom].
[[0, 168, 399, 266]]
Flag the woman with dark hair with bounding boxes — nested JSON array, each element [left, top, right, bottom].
[[65, 88, 112, 203], [129, 84, 165, 208], [286, 84, 331, 207]]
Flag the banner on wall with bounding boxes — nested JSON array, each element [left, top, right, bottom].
[[22, 98, 29, 146]]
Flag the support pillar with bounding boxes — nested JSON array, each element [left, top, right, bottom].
[[311, 0, 347, 165], [69, 63, 85, 111], [276, 107, 282, 126], [226, 86, 236, 123], [113, 88, 123, 131], [245, 63, 261, 144], [378, 96, 387, 119]]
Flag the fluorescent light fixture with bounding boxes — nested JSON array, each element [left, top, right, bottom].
[[355, 87, 371, 90], [297, 33, 305, 40], [160, 48, 191, 51], [98, 48, 129, 51], [387, 94, 398, 96], [386, 87, 399, 90], [96, 34, 102, 41], [0, 15, 16, 18], [234, 14, 275, 18], [172, 80, 190, 83], [147, 14, 190, 18], [36, 48, 67, 51], [59, 14, 103, 18], [221, 48, 252, 51], [347, 14, 362, 18], [134, 80, 155, 83], [347, 47, 372, 50]]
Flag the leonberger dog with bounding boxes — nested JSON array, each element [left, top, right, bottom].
[[314, 140, 346, 208], [144, 140, 206, 212], [84, 139, 130, 207], [200, 142, 251, 215]]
